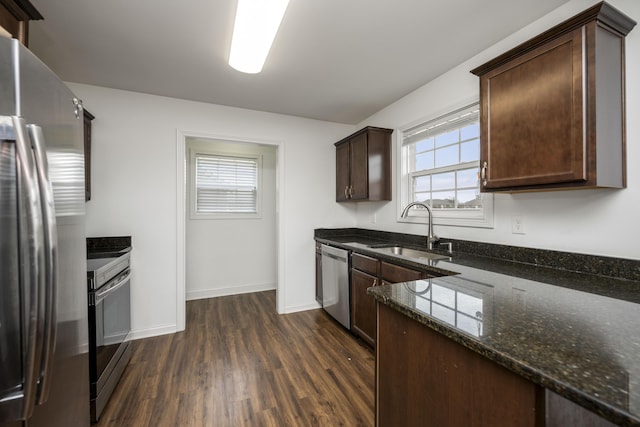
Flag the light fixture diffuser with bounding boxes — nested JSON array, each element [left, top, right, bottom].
[[229, 0, 290, 74]]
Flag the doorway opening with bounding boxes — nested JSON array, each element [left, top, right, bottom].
[[176, 131, 285, 331]]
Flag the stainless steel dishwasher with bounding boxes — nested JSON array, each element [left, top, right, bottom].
[[320, 244, 350, 329]]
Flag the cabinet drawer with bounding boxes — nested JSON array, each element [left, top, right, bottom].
[[352, 253, 379, 276], [380, 262, 425, 283]]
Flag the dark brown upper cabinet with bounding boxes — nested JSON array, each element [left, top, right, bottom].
[[471, 2, 636, 192], [335, 126, 392, 202], [0, 0, 42, 46]]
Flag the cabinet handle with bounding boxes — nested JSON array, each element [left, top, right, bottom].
[[373, 278, 378, 286], [344, 186, 349, 199], [349, 185, 353, 198], [480, 161, 488, 187]]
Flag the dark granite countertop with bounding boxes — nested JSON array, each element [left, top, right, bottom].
[[315, 228, 640, 426], [86, 236, 132, 259]]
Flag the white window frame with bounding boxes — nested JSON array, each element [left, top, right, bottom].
[[398, 101, 494, 228], [189, 149, 263, 220]]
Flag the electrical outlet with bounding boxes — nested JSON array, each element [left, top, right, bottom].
[[511, 215, 525, 234], [371, 213, 377, 224]]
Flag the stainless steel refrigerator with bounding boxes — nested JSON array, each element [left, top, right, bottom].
[[0, 36, 89, 427]]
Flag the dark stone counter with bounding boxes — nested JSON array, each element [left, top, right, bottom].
[[86, 236, 132, 259], [315, 228, 640, 426]]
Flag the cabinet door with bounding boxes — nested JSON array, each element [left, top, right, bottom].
[[479, 28, 586, 190], [351, 269, 377, 347], [349, 133, 369, 200], [335, 142, 350, 201], [377, 303, 538, 426]]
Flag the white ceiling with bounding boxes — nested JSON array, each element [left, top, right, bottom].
[[28, 0, 570, 124]]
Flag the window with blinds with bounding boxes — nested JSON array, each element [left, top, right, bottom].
[[400, 102, 493, 228], [194, 153, 260, 215]]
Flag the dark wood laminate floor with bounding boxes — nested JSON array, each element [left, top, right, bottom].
[[96, 291, 375, 426]]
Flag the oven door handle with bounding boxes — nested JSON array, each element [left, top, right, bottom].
[[95, 270, 131, 304]]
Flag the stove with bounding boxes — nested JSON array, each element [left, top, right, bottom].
[[86, 239, 132, 423]]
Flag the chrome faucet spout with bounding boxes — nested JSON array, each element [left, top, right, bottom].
[[401, 201, 439, 250]]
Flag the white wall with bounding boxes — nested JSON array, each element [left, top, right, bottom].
[[72, 83, 355, 338], [354, 0, 640, 261], [185, 138, 277, 300]]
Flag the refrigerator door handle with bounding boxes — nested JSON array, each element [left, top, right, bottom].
[[27, 124, 59, 406], [12, 116, 46, 420]]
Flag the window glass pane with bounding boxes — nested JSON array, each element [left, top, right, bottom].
[[431, 191, 455, 208], [460, 123, 480, 140], [457, 168, 479, 188], [415, 137, 434, 152], [460, 139, 480, 162], [435, 130, 458, 147], [432, 172, 455, 191], [435, 145, 459, 168], [457, 190, 482, 208], [415, 192, 430, 203], [414, 175, 430, 192], [415, 151, 434, 171]]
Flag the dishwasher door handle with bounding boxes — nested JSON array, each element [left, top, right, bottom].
[[321, 251, 347, 263]]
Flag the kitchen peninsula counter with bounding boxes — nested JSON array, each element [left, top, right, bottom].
[[315, 228, 640, 426]]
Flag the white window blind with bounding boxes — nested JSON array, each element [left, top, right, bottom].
[[195, 154, 258, 214]]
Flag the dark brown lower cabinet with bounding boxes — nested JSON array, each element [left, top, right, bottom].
[[376, 303, 539, 427], [350, 252, 430, 348], [351, 269, 377, 347], [376, 303, 618, 427]]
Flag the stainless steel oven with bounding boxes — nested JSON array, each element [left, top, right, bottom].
[[87, 252, 132, 423]]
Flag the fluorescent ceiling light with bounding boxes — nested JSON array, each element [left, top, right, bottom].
[[229, 0, 290, 74]]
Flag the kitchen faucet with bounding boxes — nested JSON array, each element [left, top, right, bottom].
[[401, 201, 439, 250]]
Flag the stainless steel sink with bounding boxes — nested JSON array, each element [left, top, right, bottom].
[[369, 245, 450, 262]]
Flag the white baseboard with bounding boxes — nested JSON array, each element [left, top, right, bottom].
[[282, 301, 322, 314], [186, 282, 276, 301], [128, 323, 177, 341]]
